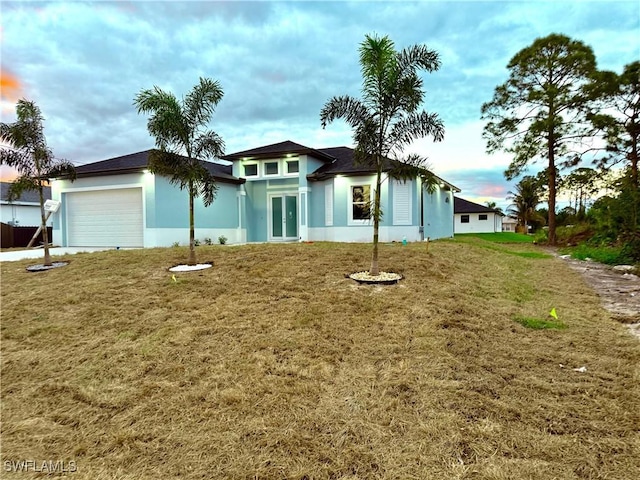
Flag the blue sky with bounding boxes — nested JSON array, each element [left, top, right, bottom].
[[1, 0, 638, 210]]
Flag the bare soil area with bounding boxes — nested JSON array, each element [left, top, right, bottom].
[[557, 253, 640, 338]]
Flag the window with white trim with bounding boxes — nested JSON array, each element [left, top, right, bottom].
[[479, 214, 488, 221], [461, 215, 470, 223], [351, 185, 371, 222], [286, 160, 299, 175], [264, 161, 279, 176], [243, 163, 258, 177]]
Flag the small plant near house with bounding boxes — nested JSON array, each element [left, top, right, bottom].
[[203, 237, 213, 246], [218, 235, 227, 245], [171, 241, 180, 248], [194, 239, 201, 247]]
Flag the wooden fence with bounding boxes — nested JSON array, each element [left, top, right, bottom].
[[1, 223, 53, 249]]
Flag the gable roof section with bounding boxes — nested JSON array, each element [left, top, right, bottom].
[[454, 196, 502, 215], [309, 146, 460, 192], [1, 181, 51, 204], [60, 150, 243, 184], [222, 140, 335, 163]]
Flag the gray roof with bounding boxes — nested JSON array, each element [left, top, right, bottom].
[[225, 141, 459, 190], [222, 140, 335, 163], [1, 182, 51, 203], [66, 150, 243, 184], [454, 196, 502, 215]]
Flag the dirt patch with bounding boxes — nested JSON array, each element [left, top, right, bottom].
[[556, 253, 640, 338]]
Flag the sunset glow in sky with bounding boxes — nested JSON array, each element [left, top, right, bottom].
[[1, 0, 638, 209]]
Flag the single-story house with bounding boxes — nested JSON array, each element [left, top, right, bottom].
[[0, 181, 52, 227], [50, 141, 459, 247], [454, 196, 503, 233]]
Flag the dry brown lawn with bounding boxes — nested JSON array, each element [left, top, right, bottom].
[[1, 240, 639, 479]]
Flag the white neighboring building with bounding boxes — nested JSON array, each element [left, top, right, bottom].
[[454, 197, 503, 233], [0, 182, 51, 227], [502, 216, 518, 232]]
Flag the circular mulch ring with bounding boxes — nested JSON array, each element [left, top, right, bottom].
[[349, 271, 403, 285], [26, 261, 69, 272], [169, 263, 213, 272]]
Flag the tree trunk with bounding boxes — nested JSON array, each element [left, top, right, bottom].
[[370, 159, 383, 276], [39, 185, 52, 266], [548, 121, 557, 246], [188, 180, 196, 266]]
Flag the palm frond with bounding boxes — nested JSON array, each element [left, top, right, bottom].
[[193, 130, 225, 160], [320, 96, 370, 130], [388, 111, 444, 153], [184, 77, 224, 129]]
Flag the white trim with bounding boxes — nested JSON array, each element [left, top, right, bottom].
[[263, 160, 280, 177], [267, 192, 298, 241], [284, 159, 300, 176], [242, 162, 259, 178], [308, 225, 423, 243]]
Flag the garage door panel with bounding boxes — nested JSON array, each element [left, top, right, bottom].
[[67, 188, 143, 247]]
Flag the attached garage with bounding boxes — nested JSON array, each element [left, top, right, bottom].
[[66, 188, 143, 247]]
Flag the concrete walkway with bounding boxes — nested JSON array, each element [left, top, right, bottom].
[[0, 247, 113, 262]]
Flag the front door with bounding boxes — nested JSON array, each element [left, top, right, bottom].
[[270, 195, 297, 240]]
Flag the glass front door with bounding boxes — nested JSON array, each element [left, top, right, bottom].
[[270, 195, 297, 240]]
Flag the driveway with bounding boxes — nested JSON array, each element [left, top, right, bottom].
[[0, 247, 113, 262]]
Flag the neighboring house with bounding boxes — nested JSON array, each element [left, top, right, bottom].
[[50, 141, 459, 247], [502, 216, 518, 232], [454, 196, 503, 233], [0, 181, 51, 227]]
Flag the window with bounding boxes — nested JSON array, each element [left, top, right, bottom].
[[264, 161, 279, 176], [479, 214, 488, 221], [286, 160, 299, 174], [352, 185, 371, 221], [243, 164, 258, 177], [461, 215, 470, 223]]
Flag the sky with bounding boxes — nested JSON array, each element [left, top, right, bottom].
[[1, 0, 638, 211]]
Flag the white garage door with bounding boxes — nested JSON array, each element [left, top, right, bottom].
[[67, 188, 143, 247]]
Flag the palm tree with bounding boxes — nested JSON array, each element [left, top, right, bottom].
[[0, 99, 75, 266], [506, 176, 543, 233], [320, 34, 444, 275], [134, 77, 225, 265], [485, 201, 504, 214]]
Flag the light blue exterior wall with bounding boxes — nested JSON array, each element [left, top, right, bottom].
[[423, 187, 454, 240], [308, 179, 328, 228], [152, 176, 238, 229]]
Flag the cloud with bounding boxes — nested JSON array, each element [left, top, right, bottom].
[[0, 0, 637, 182]]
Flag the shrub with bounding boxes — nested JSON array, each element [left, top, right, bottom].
[[204, 237, 213, 246], [218, 235, 227, 245], [194, 239, 201, 246]]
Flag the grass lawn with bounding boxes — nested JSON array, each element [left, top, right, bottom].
[[1, 241, 638, 479], [454, 232, 534, 243]]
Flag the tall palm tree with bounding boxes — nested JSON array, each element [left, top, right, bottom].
[[320, 34, 444, 275], [134, 77, 225, 265], [506, 176, 543, 233], [0, 99, 75, 266]]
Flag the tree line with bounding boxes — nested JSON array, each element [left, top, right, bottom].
[[482, 33, 638, 257]]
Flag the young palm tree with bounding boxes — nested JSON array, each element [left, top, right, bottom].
[[320, 34, 444, 275], [0, 99, 75, 266], [134, 77, 225, 265], [506, 176, 543, 233]]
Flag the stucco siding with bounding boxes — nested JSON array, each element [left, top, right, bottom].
[[454, 212, 502, 233], [423, 188, 454, 240]]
